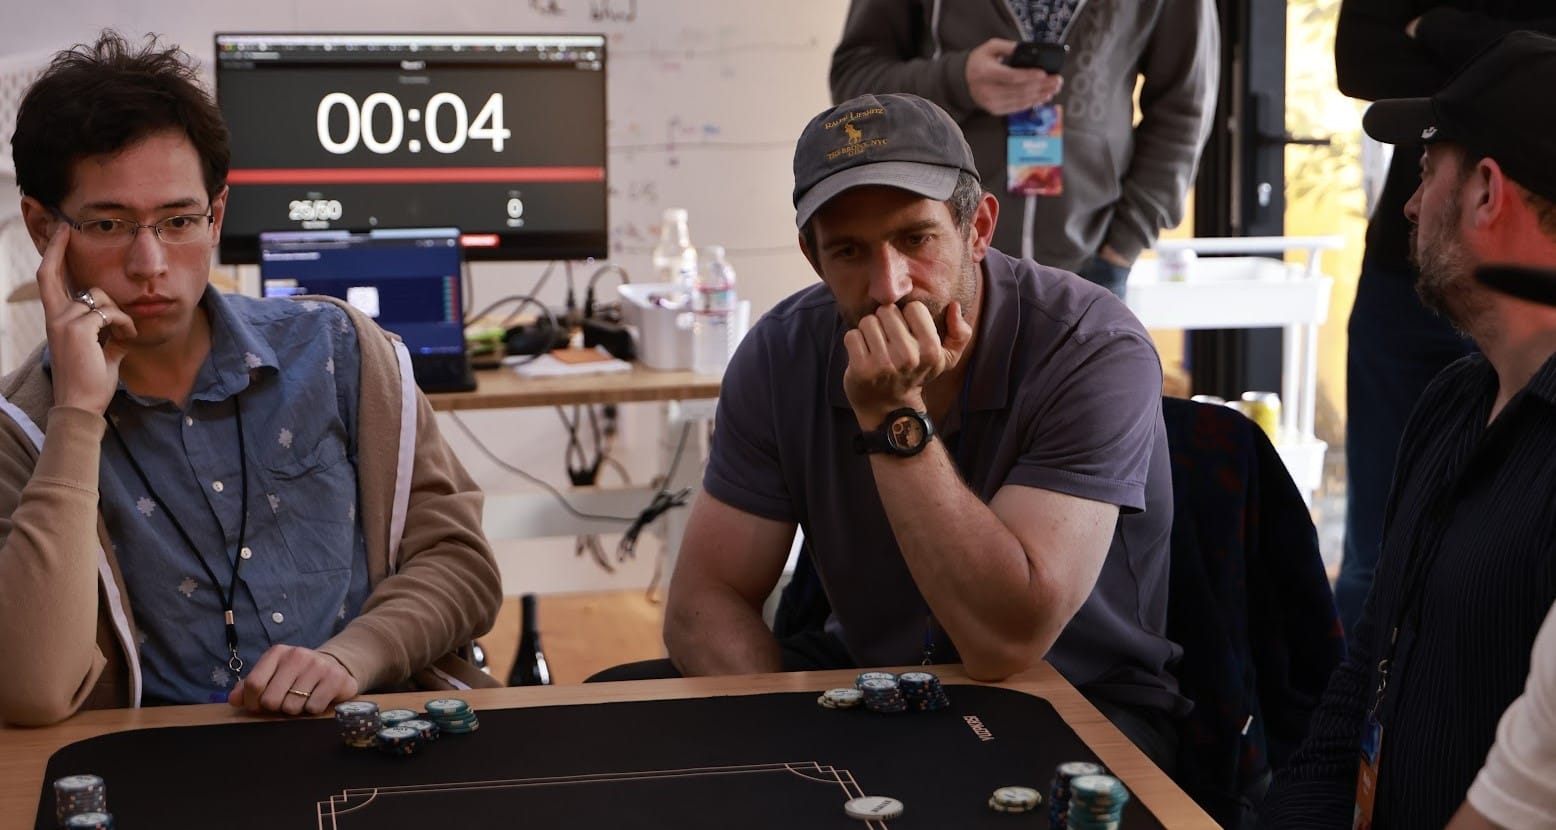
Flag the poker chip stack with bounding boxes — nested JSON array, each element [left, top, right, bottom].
[[1047, 761, 1105, 829], [1064, 774, 1129, 830], [63, 812, 115, 829], [424, 697, 481, 734], [377, 708, 420, 728], [335, 700, 384, 749], [896, 671, 951, 711], [817, 687, 864, 709], [375, 725, 425, 757], [857, 675, 908, 714], [54, 774, 107, 826]]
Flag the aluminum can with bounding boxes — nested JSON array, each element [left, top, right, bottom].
[[1240, 391, 1282, 440]]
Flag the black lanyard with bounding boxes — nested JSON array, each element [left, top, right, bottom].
[[106, 395, 251, 674]]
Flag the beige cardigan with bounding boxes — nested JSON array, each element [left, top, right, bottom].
[[0, 296, 501, 725]]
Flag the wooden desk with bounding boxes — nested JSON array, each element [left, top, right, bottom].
[[1, 663, 1215, 829], [426, 365, 721, 411]]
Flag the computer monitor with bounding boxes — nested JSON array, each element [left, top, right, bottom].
[[258, 227, 476, 393], [215, 33, 608, 264]]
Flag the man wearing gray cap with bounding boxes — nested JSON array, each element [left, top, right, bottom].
[[661, 92, 1184, 765], [1263, 30, 1556, 829]]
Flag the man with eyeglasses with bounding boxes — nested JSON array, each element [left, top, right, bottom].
[[0, 31, 503, 726]]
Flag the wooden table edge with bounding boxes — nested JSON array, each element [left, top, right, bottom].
[[426, 366, 721, 411]]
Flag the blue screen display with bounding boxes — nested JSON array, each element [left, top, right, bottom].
[[258, 228, 465, 356]]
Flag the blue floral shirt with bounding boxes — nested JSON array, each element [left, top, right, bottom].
[[51, 289, 371, 704]]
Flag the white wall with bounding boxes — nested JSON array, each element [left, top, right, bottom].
[[2, 0, 847, 597]]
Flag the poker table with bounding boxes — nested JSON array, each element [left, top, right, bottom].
[[3, 664, 1216, 828]]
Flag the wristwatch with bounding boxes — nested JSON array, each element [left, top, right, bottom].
[[853, 408, 935, 457]]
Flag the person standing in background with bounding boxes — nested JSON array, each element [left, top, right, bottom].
[[1332, 0, 1556, 638], [829, 0, 1219, 296]]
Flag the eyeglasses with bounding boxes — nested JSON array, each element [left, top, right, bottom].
[[51, 206, 214, 248]]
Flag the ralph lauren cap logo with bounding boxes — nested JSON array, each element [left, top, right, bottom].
[[823, 106, 889, 161], [1421, 126, 1438, 140]]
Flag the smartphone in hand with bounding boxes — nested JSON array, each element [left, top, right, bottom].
[[1007, 41, 1068, 73]]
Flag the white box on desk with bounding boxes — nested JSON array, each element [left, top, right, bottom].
[[618, 282, 753, 372], [618, 283, 695, 370]]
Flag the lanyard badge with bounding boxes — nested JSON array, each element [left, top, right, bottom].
[[1353, 715, 1383, 829], [1353, 653, 1391, 830], [1007, 105, 1064, 196]]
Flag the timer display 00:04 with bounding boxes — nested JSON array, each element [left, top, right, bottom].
[[317, 92, 511, 155]]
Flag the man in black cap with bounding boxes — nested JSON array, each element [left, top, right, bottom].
[[1263, 30, 1556, 829], [659, 92, 1185, 765]]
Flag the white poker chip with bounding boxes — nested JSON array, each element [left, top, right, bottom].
[[54, 775, 104, 791], [844, 796, 904, 820], [334, 700, 379, 716], [1056, 761, 1106, 778], [991, 785, 1042, 811], [824, 688, 864, 708], [855, 671, 898, 688]]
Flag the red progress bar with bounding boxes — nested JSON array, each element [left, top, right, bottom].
[[227, 167, 604, 185]]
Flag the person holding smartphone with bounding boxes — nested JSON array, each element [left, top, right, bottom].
[[830, 0, 1219, 296]]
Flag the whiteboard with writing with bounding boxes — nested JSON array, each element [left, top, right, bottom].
[[0, 0, 848, 315]]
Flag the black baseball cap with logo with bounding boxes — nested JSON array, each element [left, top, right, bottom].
[[1363, 29, 1556, 202], [792, 93, 980, 228]]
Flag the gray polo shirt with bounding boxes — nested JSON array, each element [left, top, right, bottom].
[[705, 249, 1184, 716]]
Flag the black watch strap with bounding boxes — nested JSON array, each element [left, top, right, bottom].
[[853, 408, 935, 457]]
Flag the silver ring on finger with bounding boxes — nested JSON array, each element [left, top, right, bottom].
[[74, 290, 98, 310], [92, 308, 108, 328]]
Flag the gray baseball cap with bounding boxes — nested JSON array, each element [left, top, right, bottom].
[[792, 93, 980, 228]]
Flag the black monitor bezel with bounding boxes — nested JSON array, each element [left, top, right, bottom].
[[213, 32, 609, 265]]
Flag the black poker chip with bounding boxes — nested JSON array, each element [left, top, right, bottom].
[[334, 700, 384, 748], [54, 774, 107, 826]]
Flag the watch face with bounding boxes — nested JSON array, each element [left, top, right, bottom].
[[887, 413, 927, 451]]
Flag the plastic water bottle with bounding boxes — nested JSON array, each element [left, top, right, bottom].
[[691, 245, 738, 376], [651, 208, 698, 299]]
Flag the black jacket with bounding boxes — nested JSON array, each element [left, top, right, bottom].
[[1336, 0, 1556, 274]]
